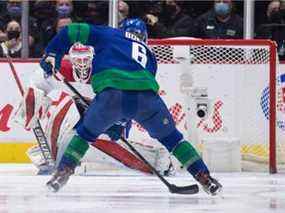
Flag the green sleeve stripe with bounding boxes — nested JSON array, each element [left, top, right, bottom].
[[68, 23, 90, 44]]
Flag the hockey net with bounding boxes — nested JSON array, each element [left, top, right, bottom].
[[80, 38, 283, 174], [145, 38, 283, 173]]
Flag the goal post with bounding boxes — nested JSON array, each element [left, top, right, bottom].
[[147, 38, 279, 173]]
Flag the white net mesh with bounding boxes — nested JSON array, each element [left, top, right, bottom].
[[152, 44, 271, 64], [148, 39, 284, 172]]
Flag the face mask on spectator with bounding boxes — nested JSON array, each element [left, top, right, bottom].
[[7, 30, 20, 40], [214, 2, 231, 17], [7, 4, 22, 17], [56, 5, 72, 18]]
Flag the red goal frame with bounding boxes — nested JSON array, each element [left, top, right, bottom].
[[148, 39, 277, 173]]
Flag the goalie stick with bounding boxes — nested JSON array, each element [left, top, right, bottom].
[[5, 55, 54, 166], [54, 71, 199, 195]]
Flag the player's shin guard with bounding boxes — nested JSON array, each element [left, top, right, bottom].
[[46, 135, 89, 192], [172, 141, 222, 196]]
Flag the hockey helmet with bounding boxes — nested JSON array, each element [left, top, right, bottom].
[[119, 18, 148, 42]]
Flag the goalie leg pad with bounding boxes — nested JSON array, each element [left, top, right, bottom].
[[13, 87, 51, 129], [26, 145, 49, 168], [26, 145, 54, 175], [45, 93, 81, 160]]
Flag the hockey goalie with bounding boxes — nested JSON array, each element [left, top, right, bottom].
[[14, 42, 174, 176]]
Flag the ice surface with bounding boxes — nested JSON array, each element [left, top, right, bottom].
[[0, 164, 285, 213]]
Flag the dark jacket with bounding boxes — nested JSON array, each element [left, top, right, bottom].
[[255, 22, 285, 59], [194, 9, 243, 39], [148, 11, 195, 38]]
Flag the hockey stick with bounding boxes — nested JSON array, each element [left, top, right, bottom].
[[55, 71, 199, 195], [5, 55, 54, 165], [119, 137, 199, 194]]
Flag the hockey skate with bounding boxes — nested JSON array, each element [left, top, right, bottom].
[[195, 172, 222, 196], [46, 166, 74, 192]]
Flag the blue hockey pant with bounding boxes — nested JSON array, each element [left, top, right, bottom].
[[75, 88, 182, 151]]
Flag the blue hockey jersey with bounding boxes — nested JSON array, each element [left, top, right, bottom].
[[45, 23, 159, 93]]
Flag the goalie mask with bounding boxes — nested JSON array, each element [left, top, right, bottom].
[[69, 43, 94, 83]]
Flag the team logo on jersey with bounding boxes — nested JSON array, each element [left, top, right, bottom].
[[260, 74, 285, 131]]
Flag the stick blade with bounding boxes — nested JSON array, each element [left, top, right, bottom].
[[169, 184, 199, 194]]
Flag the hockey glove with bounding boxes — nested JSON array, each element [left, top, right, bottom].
[[105, 120, 132, 141], [40, 53, 61, 77]]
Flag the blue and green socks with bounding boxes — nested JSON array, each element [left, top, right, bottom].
[[59, 135, 89, 170], [172, 140, 209, 177]]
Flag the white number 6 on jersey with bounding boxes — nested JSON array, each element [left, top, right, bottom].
[[132, 42, 147, 68]]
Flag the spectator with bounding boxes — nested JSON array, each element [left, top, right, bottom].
[[0, 0, 40, 57], [0, 20, 22, 57], [56, 17, 73, 33], [32, 1, 56, 20], [255, 0, 285, 59], [1, 0, 38, 31], [266, 0, 282, 23], [82, 1, 108, 25], [143, 0, 195, 38], [194, 0, 243, 39], [56, 0, 74, 18], [0, 27, 7, 43], [6, 0, 22, 18], [118, 0, 130, 23], [32, 0, 56, 57], [0, 0, 22, 37]]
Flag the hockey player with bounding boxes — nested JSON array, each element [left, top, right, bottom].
[[17, 42, 160, 176], [40, 19, 222, 195], [15, 43, 96, 173]]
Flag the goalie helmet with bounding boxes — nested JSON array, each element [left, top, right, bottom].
[[69, 42, 94, 83], [119, 18, 148, 42]]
